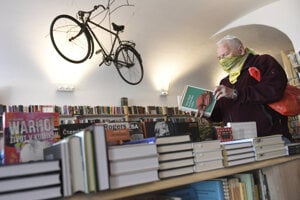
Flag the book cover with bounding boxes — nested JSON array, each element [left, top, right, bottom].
[[73, 129, 97, 193], [221, 139, 254, 150], [158, 150, 193, 162], [223, 157, 256, 167], [0, 185, 62, 200], [157, 142, 193, 153], [0, 159, 61, 179], [142, 121, 175, 138], [159, 158, 194, 170], [158, 165, 194, 179], [252, 134, 284, 146], [163, 186, 198, 200], [103, 122, 131, 144], [255, 148, 287, 161], [224, 151, 256, 162], [233, 173, 256, 200], [173, 121, 200, 142], [193, 140, 221, 152], [194, 148, 223, 162], [88, 124, 110, 191], [227, 121, 257, 140], [128, 121, 145, 140], [223, 146, 254, 156], [254, 142, 285, 153], [58, 122, 93, 138], [190, 180, 225, 200], [109, 155, 159, 175], [286, 142, 300, 155], [2, 112, 60, 164], [215, 127, 233, 142], [194, 159, 224, 172], [68, 135, 88, 193], [109, 168, 159, 189], [156, 135, 191, 145], [44, 141, 72, 196], [0, 173, 61, 193], [108, 142, 158, 161], [179, 85, 216, 117]]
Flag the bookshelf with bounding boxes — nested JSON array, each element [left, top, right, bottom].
[[67, 155, 300, 200]]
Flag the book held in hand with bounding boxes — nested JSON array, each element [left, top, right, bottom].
[[179, 85, 216, 117]]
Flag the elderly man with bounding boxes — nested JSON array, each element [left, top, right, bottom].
[[203, 35, 291, 141]]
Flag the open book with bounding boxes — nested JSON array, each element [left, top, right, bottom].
[[179, 85, 216, 117]]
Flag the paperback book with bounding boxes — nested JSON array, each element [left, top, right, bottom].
[[2, 112, 60, 164], [179, 85, 216, 117]]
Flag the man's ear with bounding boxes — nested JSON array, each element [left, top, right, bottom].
[[239, 46, 246, 55]]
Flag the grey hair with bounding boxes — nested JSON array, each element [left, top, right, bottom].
[[216, 35, 244, 49]]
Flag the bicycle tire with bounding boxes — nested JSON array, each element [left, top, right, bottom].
[[50, 14, 92, 63], [114, 45, 144, 85]]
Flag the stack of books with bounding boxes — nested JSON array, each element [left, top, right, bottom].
[[221, 139, 256, 167], [44, 123, 110, 196], [252, 135, 286, 161], [156, 135, 194, 179], [222, 135, 287, 166], [107, 138, 159, 189], [193, 140, 224, 173], [0, 160, 63, 200]]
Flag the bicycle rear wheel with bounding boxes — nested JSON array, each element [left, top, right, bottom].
[[114, 45, 144, 85], [50, 15, 91, 63]]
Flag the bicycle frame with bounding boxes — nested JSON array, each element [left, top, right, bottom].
[[84, 19, 121, 62]]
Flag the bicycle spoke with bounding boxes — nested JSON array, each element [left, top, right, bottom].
[[115, 45, 143, 85], [50, 15, 91, 63]]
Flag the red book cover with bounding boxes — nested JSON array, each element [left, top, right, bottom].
[[215, 127, 233, 142], [3, 112, 60, 164]]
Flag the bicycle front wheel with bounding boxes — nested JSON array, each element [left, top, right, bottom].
[[114, 45, 144, 85], [50, 15, 91, 63]]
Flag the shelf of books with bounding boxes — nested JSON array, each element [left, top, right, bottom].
[[67, 155, 300, 200], [2, 105, 300, 199]]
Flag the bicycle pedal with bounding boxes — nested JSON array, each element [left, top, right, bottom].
[[95, 49, 102, 54]]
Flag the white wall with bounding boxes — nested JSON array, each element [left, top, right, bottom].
[[218, 0, 300, 52], [0, 0, 298, 108]]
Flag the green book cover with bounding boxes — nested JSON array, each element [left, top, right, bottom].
[[179, 85, 216, 117]]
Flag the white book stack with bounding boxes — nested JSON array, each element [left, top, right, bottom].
[[0, 160, 63, 200], [221, 139, 256, 167], [156, 135, 194, 179], [252, 135, 287, 161], [222, 135, 287, 166], [193, 140, 224, 173], [107, 139, 159, 189]]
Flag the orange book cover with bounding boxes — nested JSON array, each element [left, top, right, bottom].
[[103, 122, 131, 143]]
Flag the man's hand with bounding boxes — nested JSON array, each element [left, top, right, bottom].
[[213, 85, 235, 100]]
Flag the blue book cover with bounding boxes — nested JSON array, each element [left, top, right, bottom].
[[190, 180, 224, 200], [163, 186, 198, 200]]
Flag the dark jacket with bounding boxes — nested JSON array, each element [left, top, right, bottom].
[[209, 54, 290, 139]]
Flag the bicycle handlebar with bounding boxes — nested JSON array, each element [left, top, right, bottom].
[[77, 4, 106, 20]]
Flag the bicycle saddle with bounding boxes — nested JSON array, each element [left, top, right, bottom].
[[112, 23, 125, 32]]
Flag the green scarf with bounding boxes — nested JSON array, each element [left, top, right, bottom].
[[219, 48, 255, 84]]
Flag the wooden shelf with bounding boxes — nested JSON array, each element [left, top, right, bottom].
[[67, 155, 300, 200]]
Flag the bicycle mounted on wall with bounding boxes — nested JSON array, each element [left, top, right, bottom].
[[50, 3, 144, 85]]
